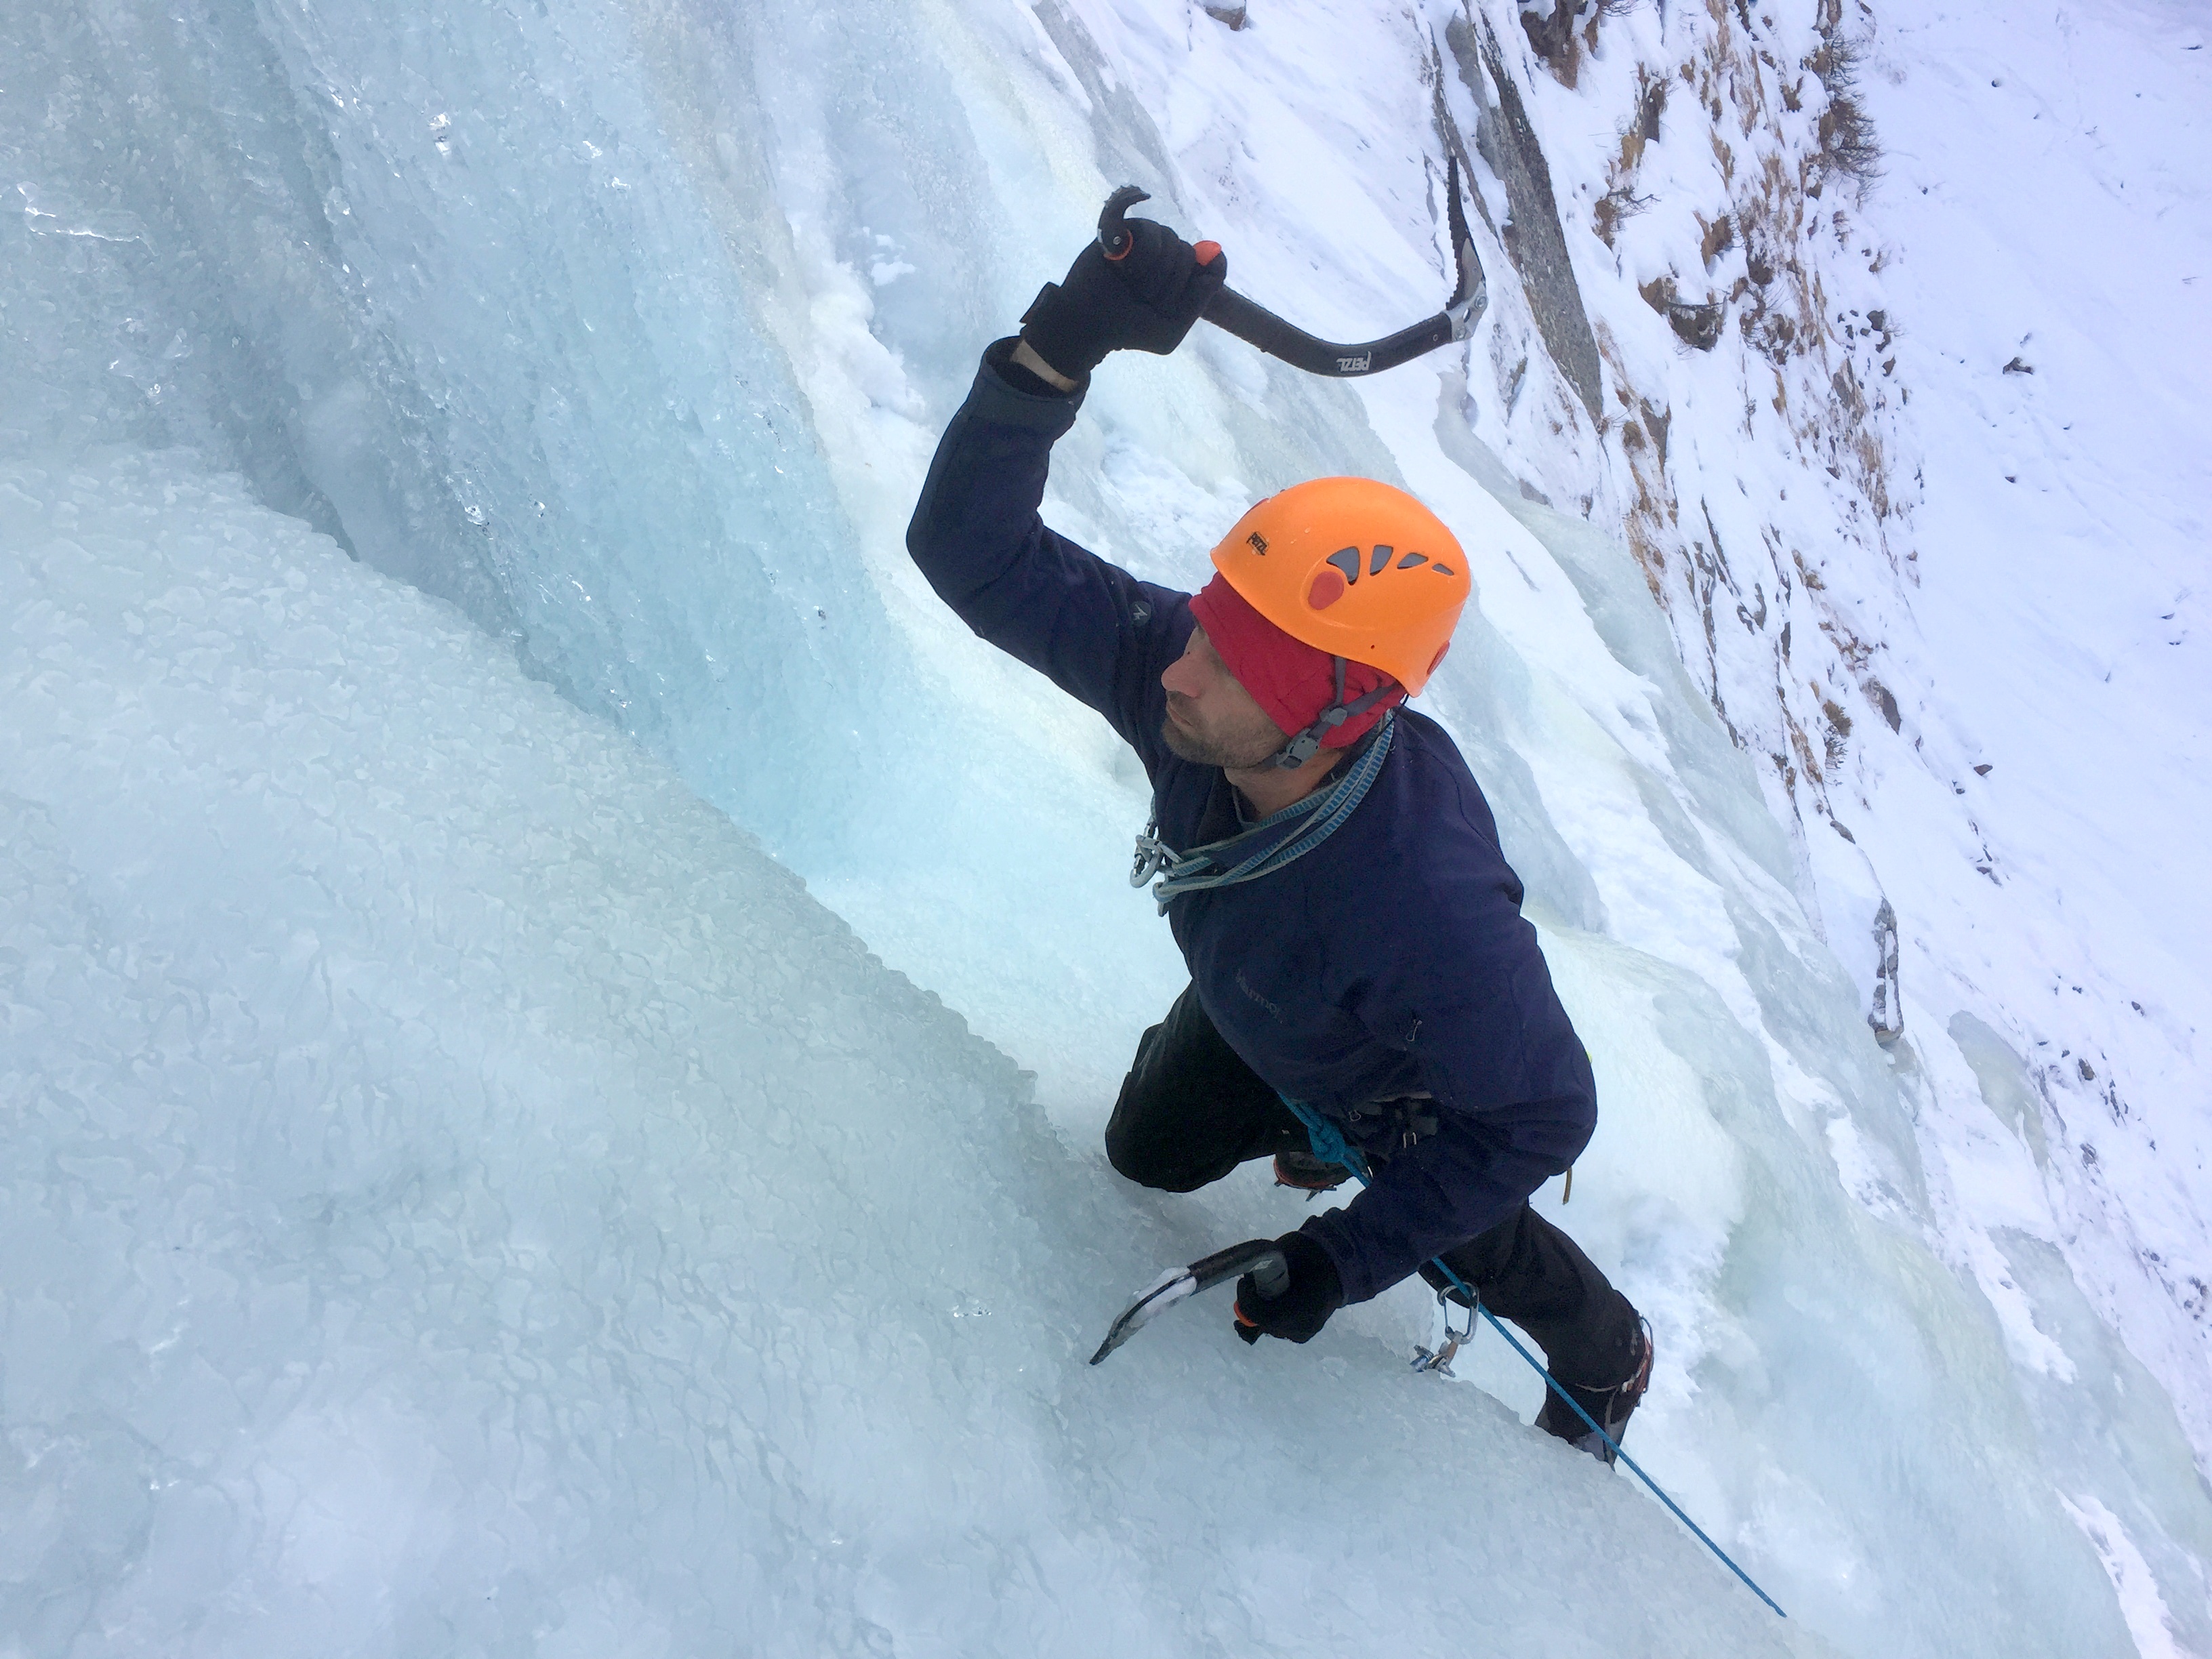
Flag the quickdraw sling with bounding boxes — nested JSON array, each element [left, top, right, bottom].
[[1129, 714, 1395, 914]]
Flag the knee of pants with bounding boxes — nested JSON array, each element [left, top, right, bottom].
[[1103, 1120, 1216, 1193]]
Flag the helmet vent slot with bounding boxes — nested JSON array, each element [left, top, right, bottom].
[[1396, 552, 1429, 571], [1326, 547, 1362, 586], [1369, 544, 1393, 575]]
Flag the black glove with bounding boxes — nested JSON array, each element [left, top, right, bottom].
[[1019, 218, 1227, 383], [1233, 1229, 1345, 1346]]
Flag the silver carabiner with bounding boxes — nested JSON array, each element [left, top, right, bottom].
[[1130, 819, 1169, 888], [1131, 813, 1183, 888], [1411, 1288, 1478, 1376]]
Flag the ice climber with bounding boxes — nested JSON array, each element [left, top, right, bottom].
[[905, 216, 1653, 1460]]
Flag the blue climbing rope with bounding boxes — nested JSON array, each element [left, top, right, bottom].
[[1277, 1095, 1788, 1620]]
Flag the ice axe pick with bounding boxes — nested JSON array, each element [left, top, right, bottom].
[[1089, 1239, 1289, 1364]]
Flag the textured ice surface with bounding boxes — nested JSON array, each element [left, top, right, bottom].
[[1, 449, 1825, 1656], [3, 0, 2209, 1654]]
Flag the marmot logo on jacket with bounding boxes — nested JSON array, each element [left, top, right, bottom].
[[1236, 969, 1282, 1019]]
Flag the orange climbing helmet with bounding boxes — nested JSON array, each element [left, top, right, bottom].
[[1206, 477, 1470, 696]]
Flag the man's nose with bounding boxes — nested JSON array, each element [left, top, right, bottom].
[[1161, 647, 1204, 697]]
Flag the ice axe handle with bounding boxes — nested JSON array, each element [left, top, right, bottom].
[[1094, 187, 1413, 374], [1094, 146, 1483, 377], [1185, 1240, 1288, 1299], [1201, 285, 1456, 377], [1094, 189, 1382, 373]]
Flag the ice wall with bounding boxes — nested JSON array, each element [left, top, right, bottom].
[[3, 449, 1822, 1656], [4, 0, 2208, 1654]]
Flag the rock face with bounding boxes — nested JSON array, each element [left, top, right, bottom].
[[1446, 14, 1604, 423], [1532, 0, 1911, 882], [1639, 276, 1729, 352], [1870, 898, 1904, 1042]]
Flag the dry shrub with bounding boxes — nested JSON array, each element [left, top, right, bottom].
[[1593, 184, 1654, 245], [1806, 31, 1882, 190]]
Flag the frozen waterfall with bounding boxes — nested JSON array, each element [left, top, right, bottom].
[[3, 1, 2205, 1656]]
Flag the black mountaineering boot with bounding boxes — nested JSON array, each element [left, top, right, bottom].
[[1273, 1149, 1353, 1193], [1537, 1318, 1654, 1465]]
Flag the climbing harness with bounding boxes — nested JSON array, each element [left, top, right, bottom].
[[1275, 1094, 1788, 1621], [1130, 714, 1394, 913]]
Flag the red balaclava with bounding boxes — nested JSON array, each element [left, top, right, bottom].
[[1187, 573, 1404, 750]]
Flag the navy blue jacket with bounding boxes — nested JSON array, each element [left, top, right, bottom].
[[907, 342, 1597, 1303]]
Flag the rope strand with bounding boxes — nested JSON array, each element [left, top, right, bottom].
[[1132, 716, 1394, 913], [1277, 1094, 1786, 1620]]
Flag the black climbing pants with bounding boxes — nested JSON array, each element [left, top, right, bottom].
[[1107, 983, 1643, 1396]]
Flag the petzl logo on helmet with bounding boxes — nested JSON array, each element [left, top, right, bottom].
[[1247, 531, 1269, 556]]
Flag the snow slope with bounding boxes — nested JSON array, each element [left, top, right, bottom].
[[3, 0, 2208, 1653], [1422, 10, 2212, 1642], [1855, 0, 2212, 1462]]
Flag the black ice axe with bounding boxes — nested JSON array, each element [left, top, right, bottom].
[[1089, 1239, 1289, 1364], [1099, 149, 1486, 378]]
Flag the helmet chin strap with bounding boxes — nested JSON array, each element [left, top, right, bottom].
[[1270, 656, 1397, 769]]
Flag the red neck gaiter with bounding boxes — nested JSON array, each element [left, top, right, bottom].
[[1187, 573, 1403, 749]]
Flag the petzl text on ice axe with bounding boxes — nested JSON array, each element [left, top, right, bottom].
[[1096, 148, 1486, 378], [1090, 1240, 1288, 1364]]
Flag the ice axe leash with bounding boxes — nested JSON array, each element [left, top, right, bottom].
[[1098, 149, 1487, 377]]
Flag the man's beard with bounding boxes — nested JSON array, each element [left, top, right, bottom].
[[1160, 696, 1287, 770]]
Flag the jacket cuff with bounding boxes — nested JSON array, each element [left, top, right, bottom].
[[1298, 1211, 1378, 1306], [973, 337, 1088, 432]]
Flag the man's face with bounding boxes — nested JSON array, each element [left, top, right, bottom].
[[1160, 627, 1290, 769]]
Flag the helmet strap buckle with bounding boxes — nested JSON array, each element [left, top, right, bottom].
[[1271, 657, 1391, 770]]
